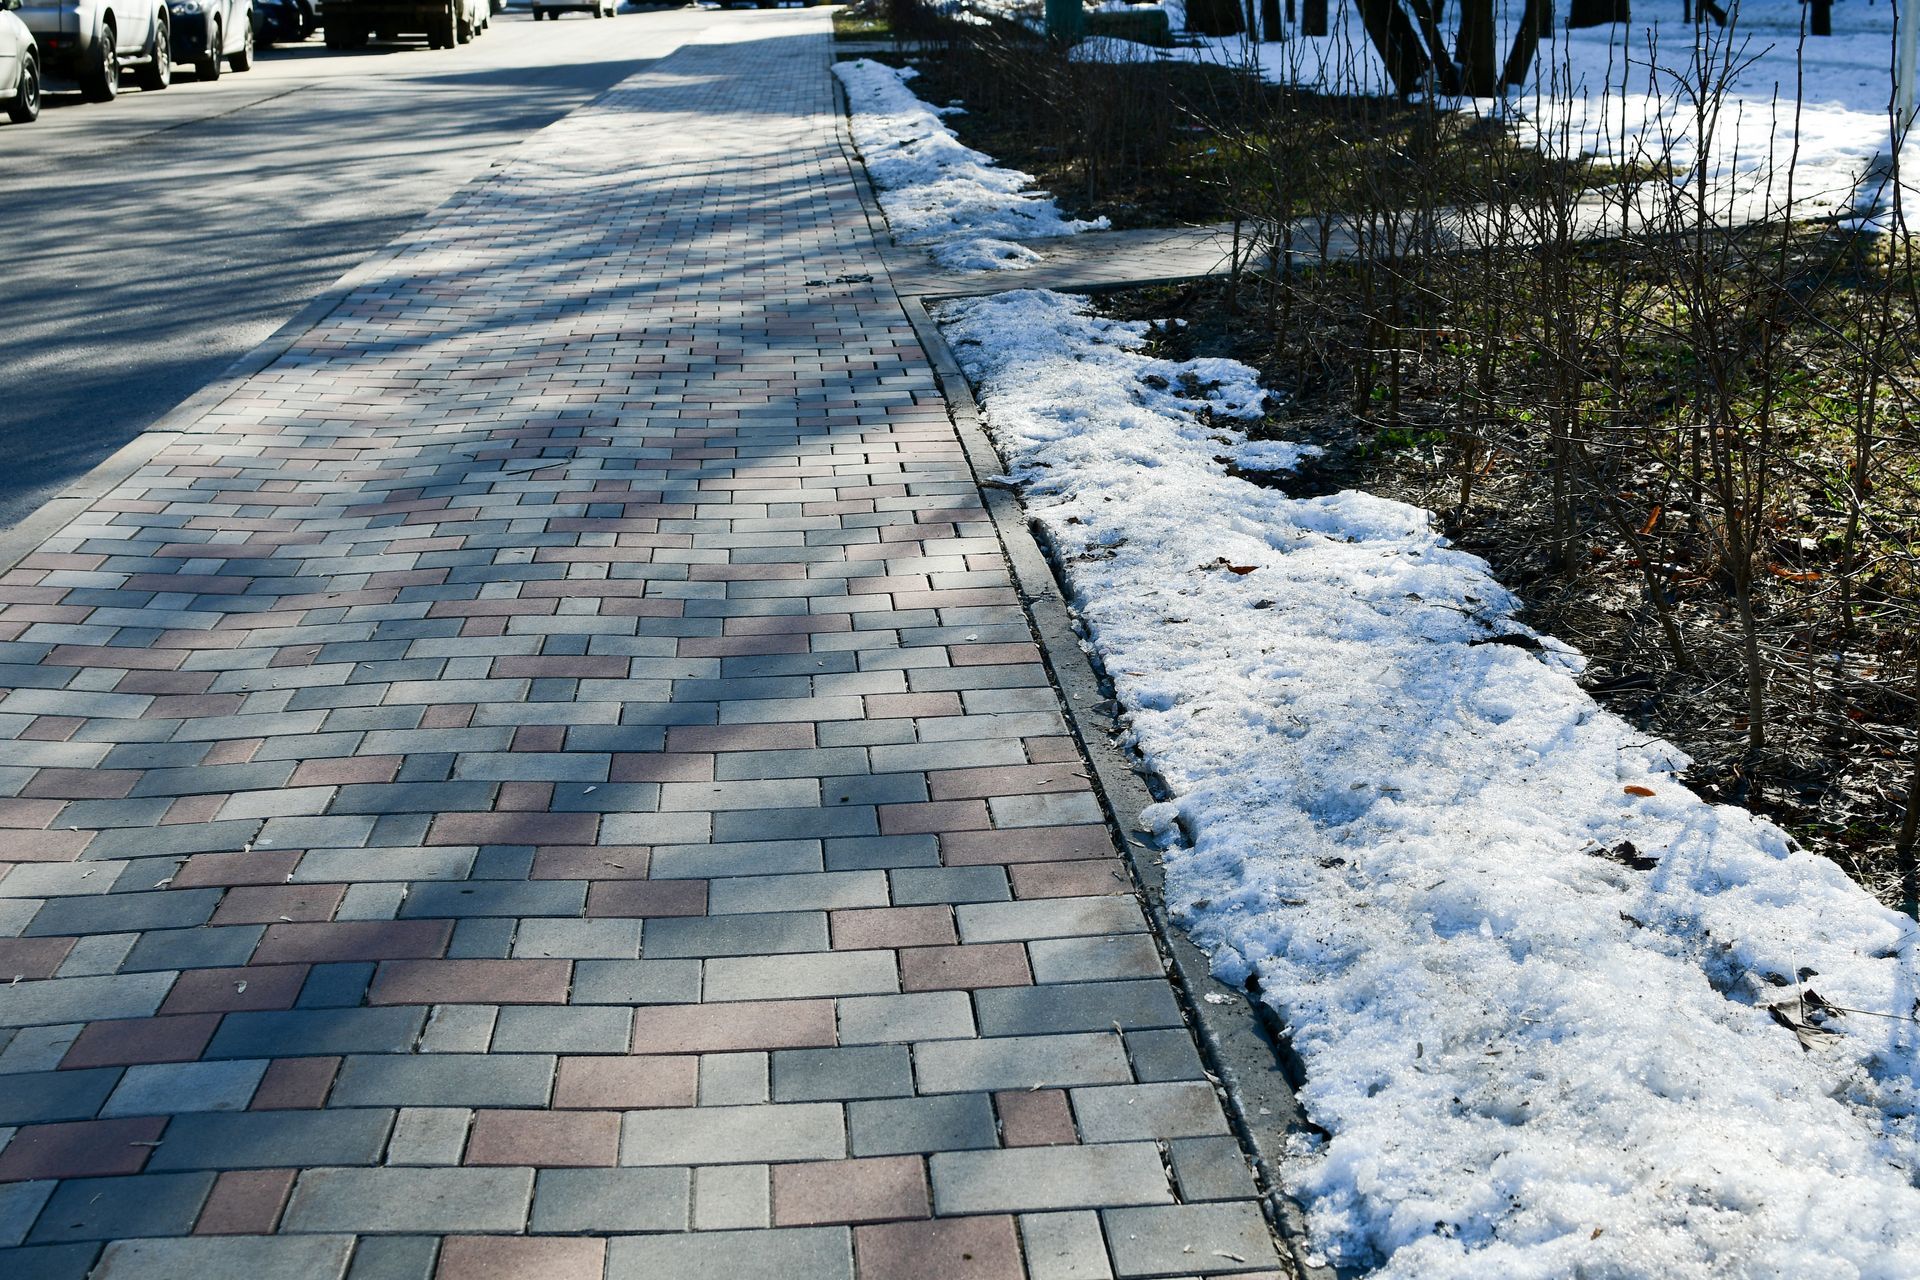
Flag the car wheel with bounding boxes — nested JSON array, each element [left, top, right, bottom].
[[8, 51, 40, 122], [82, 20, 119, 98], [136, 16, 172, 88], [232, 15, 254, 68], [196, 19, 221, 77]]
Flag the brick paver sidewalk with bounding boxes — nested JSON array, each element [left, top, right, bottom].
[[0, 14, 1282, 1279]]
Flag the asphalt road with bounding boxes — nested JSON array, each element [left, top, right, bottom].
[[0, 4, 722, 532]]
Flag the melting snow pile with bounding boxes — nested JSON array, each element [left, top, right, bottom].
[[833, 58, 1107, 271], [937, 286, 1920, 1279]]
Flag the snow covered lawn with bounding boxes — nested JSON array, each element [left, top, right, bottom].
[[937, 286, 1920, 1278], [832, 58, 1107, 270]]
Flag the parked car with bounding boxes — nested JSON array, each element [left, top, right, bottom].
[[530, 0, 612, 18], [1, 0, 42, 122], [320, 0, 478, 47], [167, 0, 250, 77], [251, 0, 310, 43], [18, 0, 171, 99]]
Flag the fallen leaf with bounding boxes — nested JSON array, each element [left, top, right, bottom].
[[1623, 785, 1656, 797]]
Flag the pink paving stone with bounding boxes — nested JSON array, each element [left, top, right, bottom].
[[426, 811, 597, 845], [210, 884, 347, 925], [194, 1168, 295, 1234], [584, 880, 707, 918], [879, 800, 993, 836], [609, 752, 715, 783], [368, 958, 572, 1005], [61, 1015, 221, 1069], [0, 935, 76, 980], [630, 1000, 837, 1054], [194, 734, 260, 763], [864, 693, 963, 719], [171, 849, 306, 888], [288, 755, 402, 787], [772, 1156, 929, 1226], [114, 669, 218, 695], [5, 828, 93, 861], [249, 1057, 340, 1110], [531, 845, 653, 879], [465, 1110, 621, 1167], [0, 798, 65, 829], [163, 795, 231, 826], [1022, 736, 1083, 764], [0, 1117, 166, 1183], [496, 781, 555, 812], [926, 765, 1094, 802], [1008, 859, 1132, 899], [18, 716, 82, 741], [899, 944, 1032, 992], [552, 1056, 700, 1109], [418, 704, 476, 730], [995, 1090, 1079, 1147], [160, 965, 310, 1015], [830, 906, 957, 950], [940, 827, 1114, 867], [665, 723, 815, 753], [949, 643, 1042, 667], [20, 768, 140, 800], [854, 1216, 1025, 1280], [435, 1236, 605, 1280]]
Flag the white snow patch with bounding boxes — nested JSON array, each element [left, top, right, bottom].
[[937, 286, 1920, 1279], [832, 58, 1108, 270]]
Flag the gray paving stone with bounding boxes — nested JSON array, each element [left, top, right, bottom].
[[206, 1007, 426, 1059], [147, 1108, 396, 1171], [0, 1025, 80, 1075], [598, 811, 712, 845], [650, 840, 821, 880], [1071, 1082, 1230, 1142], [823, 834, 940, 871], [23, 889, 218, 937], [91, 1235, 355, 1280], [446, 918, 515, 961], [0, 1068, 119, 1125], [385, 1107, 472, 1166], [122, 925, 263, 973], [956, 897, 1149, 943], [1168, 1136, 1260, 1203], [398, 881, 587, 919], [606, 1226, 850, 1280], [690, 1164, 769, 1230], [642, 911, 827, 959], [772, 1045, 913, 1103], [81, 821, 257, 860], [988, 793, 1106, 828], [26, 1172, 215, 1243], [531, 1167, 691, 1233], [705, 950, 896, 1001], [0, 972, 173, 1030], [0, 1180, 54, 1248], [698, 1052, 769, 1106], [492, 1005, 632, 1053], [838, 991, 974, 1045], [52, 933, 135, 978], [342, 1236, 439, 1280], [1124, 1029, 1208, 1083], [976, 980, 1183, 1037], [513, 918, 642, 959], [930, 1143, 1173, 1215], [1021, 1211, 1115, 1280], [281, 1167, 534, 1233], [889, 865, 1010, 906], [571, 959, 702, 1005], [334, 884, 407, 922], [0, 1242, 96, 1280], [1029, 934, 1164, 984], [709, 806, 877, 843], [102, 1059, 267, 1117], [294, 848, 476, 883], [915, 1033, 1135, 1094], [847, 1093, 998, 1156], [299, 962, 376, 1009], [418, 1004, 497, 1054], [618, 1102, 844, 1166], [329, 1053, 554, 1108], [1101, 1202, 1281, 1276]]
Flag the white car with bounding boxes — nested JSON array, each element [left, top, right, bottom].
[[18, 0, 172, 100], [167, 0, 251, 79], [0, 0, 42, 122]]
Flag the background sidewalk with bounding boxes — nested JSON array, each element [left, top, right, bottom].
[[0, 13, 1281, 1279]]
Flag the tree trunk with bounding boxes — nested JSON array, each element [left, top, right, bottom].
[[1402, 0, 1463, 93], [1303, 0, 1327, 35], [1567, 0, 1626, 28], [1500, 0, 1550, 86], [1261, 0, 1283, 38], [1456, 0, 1497, 95], [1811, 0, 1831, 35], [1354, 0, 1430, 93]]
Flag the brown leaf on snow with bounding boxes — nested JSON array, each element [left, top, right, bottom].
[[1199, 557, 1259, 576], [1623, 785, 1657, 797]]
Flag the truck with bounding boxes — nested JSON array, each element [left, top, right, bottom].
[[320, 0, 480, 49]]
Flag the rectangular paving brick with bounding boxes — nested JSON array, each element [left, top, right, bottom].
[[630, 1000, 836, 1055], [367, 959, 570, 1006], [281, 1166, 533, 1233]]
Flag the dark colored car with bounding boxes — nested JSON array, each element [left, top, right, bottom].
[[251, 0, 310, 42]]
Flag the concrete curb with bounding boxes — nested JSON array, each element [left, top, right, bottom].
[[831, 74, 1337, 1280]]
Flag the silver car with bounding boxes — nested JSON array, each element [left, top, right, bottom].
[[0, 0, 42, 122], [167, 0, 250, 78], [19, 0, 172, 100]]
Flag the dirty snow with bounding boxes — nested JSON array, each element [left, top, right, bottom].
[[937, 286, 1920, 1278], [1075, 0, 1910, 220], [832, 58, 1107, 270]]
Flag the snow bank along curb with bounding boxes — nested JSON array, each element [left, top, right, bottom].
[[831, 58, 1106, 271], [935, 287, 1920, 1279]]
